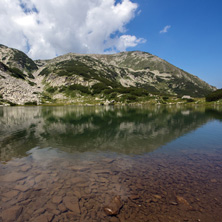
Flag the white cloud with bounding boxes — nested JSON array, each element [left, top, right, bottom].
[[160, 25, 171, 34], [0, 0, 145, 59], [115, 35, 146, 51]]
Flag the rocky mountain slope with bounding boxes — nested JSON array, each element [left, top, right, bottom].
[[0, 44, 216, 105]]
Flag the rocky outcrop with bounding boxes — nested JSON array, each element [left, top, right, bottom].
[[0, 45, 41, 105], [0, 70, 41, 105]]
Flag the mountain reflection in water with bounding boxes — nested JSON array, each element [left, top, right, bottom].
[[1, 105, 222, 222], [0, 105, 221, 162]]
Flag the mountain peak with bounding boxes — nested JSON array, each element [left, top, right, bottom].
[[0, 44, 216, 105]]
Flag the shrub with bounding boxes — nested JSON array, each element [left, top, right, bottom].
[[68, 84, 91, 94], [206, 89, 222, 102], [186, 98, 195, 103], [8, 101, 17, 106], [28, 81, 36, 86], [103, 88, 114, 94], [130, 88, 149, 97], [92, 83, 109, 94], [59, 84, 91, 97], [116, 87, 132, 94], [109, 92, 117, 99], [0, 62, 8, 71], [8, 67, 26, 79], [162, 96, 169, 100], [46, 86, 58, 93], [13, 51, 38, 71], [24, 101, 37, 106], [114, 87, 149, 96], [121, 94, 137, 102], [28, 73, 35, 79], [39, 68, 50, 76], [127, 95, 137, 101], [57, 70, 69, 76], [56, 60, 91, 78], [41, 93, 55, 103]]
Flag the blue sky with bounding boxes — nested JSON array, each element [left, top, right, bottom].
[[0, 0, 221, 88], [125, 0, 222, 88]]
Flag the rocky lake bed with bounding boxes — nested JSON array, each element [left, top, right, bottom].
[[0, 105, 222, 221], [1, 148, 221, 222]]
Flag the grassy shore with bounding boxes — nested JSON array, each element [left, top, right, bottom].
[[1, 94, 222, 107]]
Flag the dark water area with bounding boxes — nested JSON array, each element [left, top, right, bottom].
[[0, 105, 222, 222]]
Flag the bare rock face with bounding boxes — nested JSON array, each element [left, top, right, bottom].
[[104, 196, 123, 216], [0, 70, 41, 105]]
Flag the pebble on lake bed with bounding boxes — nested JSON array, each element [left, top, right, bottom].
[[104, 196, 123, 216]]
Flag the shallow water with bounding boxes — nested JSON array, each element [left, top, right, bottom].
[[0, 105, 222, 222]]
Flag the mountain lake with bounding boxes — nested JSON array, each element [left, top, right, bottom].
[[0, 105, 222, 222]]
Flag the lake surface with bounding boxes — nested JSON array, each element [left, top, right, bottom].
[[0, 105, 222, 222]]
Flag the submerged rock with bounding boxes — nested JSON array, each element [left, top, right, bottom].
[[3, 190, 20, 199], [176, 196, 189, 206], [0, 172, 27, 182], [1, 206, 23, 222], [63, 196, 80, 214], [52, 195, 63, 204], [104, 196, 123, 216]]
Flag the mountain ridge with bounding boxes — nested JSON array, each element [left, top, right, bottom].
[[0, 44, 216, 105]]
